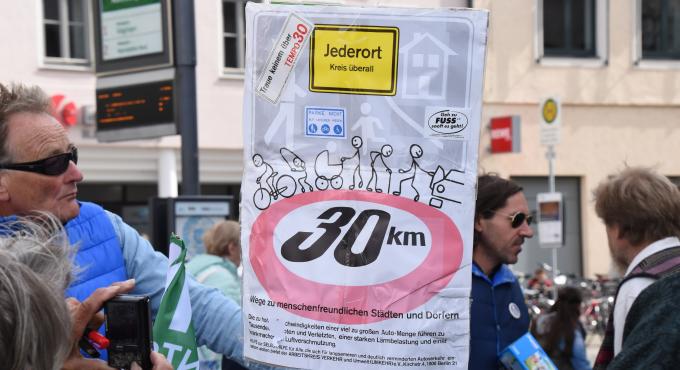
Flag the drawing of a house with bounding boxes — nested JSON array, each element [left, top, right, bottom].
[[400, 33, 457, 100]]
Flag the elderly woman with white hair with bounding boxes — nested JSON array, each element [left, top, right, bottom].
[[0, 214, 171, 370], [0, 214, 73, 370]]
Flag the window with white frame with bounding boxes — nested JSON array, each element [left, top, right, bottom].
[[641, 0, 680, 60], [536, 0, 608, 64], [223, 0, 258, 74], [42, 0, 91, 67]]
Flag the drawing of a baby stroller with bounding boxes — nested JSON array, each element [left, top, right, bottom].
[[314, 150, 344, 190]]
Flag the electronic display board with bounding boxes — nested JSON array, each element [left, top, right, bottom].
[[96, 73, 177, 142]]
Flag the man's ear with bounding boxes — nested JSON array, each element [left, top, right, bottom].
[[609, 224, 623, 240], [474, 216, 483, 232], [0, 174, 10, 202]]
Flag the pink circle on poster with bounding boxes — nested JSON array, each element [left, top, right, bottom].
[[249, 190, 463, 324]]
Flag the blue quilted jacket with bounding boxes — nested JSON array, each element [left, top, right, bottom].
[[470, 262, 529, 369], [65, 202, 128, 301]]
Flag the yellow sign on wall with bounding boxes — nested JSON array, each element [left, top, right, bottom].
[[542, 98, 558, 124], [309, 25, 399, 95]]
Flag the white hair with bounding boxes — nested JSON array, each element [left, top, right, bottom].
[[0, 212, 75, 370]]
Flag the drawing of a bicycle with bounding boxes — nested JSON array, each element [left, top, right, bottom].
[[253, 173, 296, 210]]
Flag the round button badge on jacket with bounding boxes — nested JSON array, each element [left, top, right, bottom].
[[508, 302, 521, 319]]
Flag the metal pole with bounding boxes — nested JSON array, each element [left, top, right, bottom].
[[548, 146, 555, 193], [174, 0, 200, 195], [547, 145, 558, 300]]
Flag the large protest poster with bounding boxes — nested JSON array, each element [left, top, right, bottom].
[[241, 4, 488, 369]]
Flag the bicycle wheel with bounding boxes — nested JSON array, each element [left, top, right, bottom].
[[253, 188, 271, 210], [277, 175, 297, 198]]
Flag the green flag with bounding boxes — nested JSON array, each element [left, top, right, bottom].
[[153, 234, 199, 369]]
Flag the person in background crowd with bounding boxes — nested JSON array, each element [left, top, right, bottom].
[[187, 220, 245, 370], [188, 220, 243, 303], [0, 82, 273, 369], [592, 167, 680, 369], [470, 174, 534, 369], [532, 286, 591, 370], [527, 267, 553, 294], [0, 213, 171, 370]]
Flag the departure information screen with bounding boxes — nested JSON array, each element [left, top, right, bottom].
[[96, 80, 174, 131]]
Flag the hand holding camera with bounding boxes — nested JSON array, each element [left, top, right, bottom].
[[62, 279, 172, 370], [63, 280, 135, 369]]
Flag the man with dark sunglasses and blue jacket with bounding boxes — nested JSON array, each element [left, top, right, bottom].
[[470, 174, 534, 369], [0, 82, 274, 369]]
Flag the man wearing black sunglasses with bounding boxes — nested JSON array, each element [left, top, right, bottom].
[[0, 83, 275, 370], [469, 174, 534, 370]]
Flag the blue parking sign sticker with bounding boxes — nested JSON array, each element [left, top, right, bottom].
[[305, 107, 346, 138]]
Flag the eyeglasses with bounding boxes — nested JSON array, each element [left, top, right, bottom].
[[0, 147, 78, 176], [494, 211, 533, 228]]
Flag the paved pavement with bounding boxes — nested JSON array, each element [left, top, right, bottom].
[[585, 333, 603, 365]]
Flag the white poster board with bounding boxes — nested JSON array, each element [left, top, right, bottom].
[[537, 192, 563, 246], [241, 4, 488, 369]]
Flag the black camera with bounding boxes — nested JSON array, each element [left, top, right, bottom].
[[105, 295, 153, 370]]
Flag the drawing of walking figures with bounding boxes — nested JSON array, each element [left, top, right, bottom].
[[367, 144, 393, 193], [393, 144, 434, 202], [341, 136, 364, 190]]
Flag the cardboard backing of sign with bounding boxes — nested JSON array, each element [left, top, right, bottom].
[[241, 4, 488, 369]]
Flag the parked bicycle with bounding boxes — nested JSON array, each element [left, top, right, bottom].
[[525, 287, 555, 323], [580, 275, 617, 338], [522, 264, 617, 341]]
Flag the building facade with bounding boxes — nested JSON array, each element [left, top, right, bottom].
[[477, 0, 680, 277], [1, 0, 678, 276]]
